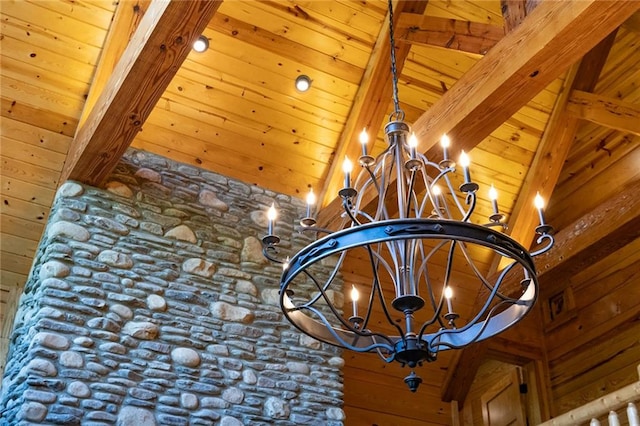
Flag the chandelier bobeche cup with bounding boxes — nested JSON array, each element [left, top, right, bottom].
[[262, 0, 554, 392]]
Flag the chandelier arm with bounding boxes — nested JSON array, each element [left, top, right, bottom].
[[296, 304, 397, 353], [342, 197, 361, 227], [439, 173, 471, 219], [428, 298, 514, 351], [405, 169, 417, 218], [262, 245, 283, 264], [530, 232, 555, 256], [365, 244, 407, 337], [461, 191, 477, 222], [456, 240, 513, 302], [299, 226, 336, 236]]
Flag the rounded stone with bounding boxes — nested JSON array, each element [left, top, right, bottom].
[[171, 347, 201, 367], [39, 260, 70, 279], [57, 182, 84, 198], [33, 332, 70, 350], [222, 387, 244, 405], [122, 321, 159, 340], [147, 294, 167, 312], [328, 356, 345, 368], [180, 393, 199, 409], [264, 396, 290, 419], [134, 168, 162, 183], [241, 236, 267, 265], [242, 370, 257, 385], [261, 288, 280, 306], [326, 407, 346, 421], [116, 406, 157, 426], [236, 280, 258, 297], [110, 304, 133, 320], [182, 258, 215, 278], [164, 225, 197, 243], [48, 221, 91, 242], [199, 189, 229, 211], [67, 381, 91, 398], [300, 334, 321, 350], [105, 181, 133, 198], [60, 351, 84, 368], [250, 210, 268, 228], [73, 336, 94, 347], [19, 401, 47, 422], [286, 362, 310, 374], [210, 301, 254, 324], [220, 416, 243, 426], [98, 250, 133, 268], [25, 358, 57, 377]]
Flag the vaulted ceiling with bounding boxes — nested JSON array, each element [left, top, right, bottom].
[[1, 0, 639, 421]]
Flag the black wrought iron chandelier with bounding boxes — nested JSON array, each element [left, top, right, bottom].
[[262, 0, 554, 392]]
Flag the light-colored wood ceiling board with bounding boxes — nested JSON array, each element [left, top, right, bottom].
[[3, 0, 114, 47], [61, 0, 223, 187], [425, 0, 504, 25]]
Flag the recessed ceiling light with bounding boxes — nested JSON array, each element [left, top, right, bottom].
[[193, 35, 209, 53], [295, 75, 311, 92]]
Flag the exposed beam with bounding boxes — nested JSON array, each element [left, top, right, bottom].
[[537, 184, 640, 296], [78, 0, 151, 129], [395, 14, 504, 55], [566, 90, 640, 136], [500, 0, 527, 32], [60, 0, 222, 187], [319, 1, 429, 207], [440, 181, 640, 403], [495, 30, 617, 271], [439, 25, 622, 404], [318, 0, 640, 229]]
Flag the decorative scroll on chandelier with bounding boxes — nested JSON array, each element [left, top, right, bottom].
[[262, 0, 554, 392]]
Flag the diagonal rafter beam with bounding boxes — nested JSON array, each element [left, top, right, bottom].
[[317, 0, 639, 230], [60, 0, 222, 187], [442, 29, 619, 406]]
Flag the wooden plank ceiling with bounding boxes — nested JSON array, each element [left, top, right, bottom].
[[1, 0, 639, 421]]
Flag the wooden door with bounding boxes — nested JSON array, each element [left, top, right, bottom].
[[480, 368, 526, 426]]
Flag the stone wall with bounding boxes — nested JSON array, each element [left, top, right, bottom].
[[0, 150, 344, 425]]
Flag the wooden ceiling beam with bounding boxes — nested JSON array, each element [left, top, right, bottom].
[[60, 0, 222, 187], [395, 14, 504, 55], [319, 1, 429, 207], [500, 0, 540, 32], [440, 179, 640, 404], [537, 184, 640, 296], [78, 0, 151, 130], [566, 90, 640, 136], [443, 30, 619, 405], [317, 0, 639, 229]]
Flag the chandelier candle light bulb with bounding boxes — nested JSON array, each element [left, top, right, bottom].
[[408, 133, 418, 160], [459, 151, 471, 184], [306, 189, 316, 218], [534, 192, 546, 226], [267, 203, 277, 235], [441, 134, 450, 161], [351, 285, 359, 317], [343, 156, 353, 189], [444, 286, 454, 314], [359, 128, 369, 157], [489, 185, 499, 215]]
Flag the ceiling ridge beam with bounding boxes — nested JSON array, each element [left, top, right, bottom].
[[60, 0, 222, 187]]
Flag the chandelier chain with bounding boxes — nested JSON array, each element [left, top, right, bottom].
[[387, 0, 404, 121]]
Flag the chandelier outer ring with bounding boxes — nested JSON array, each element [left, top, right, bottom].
[[279, 218, 538, 354]]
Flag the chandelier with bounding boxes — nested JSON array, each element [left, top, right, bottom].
[[262, 0, 554, 392]]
